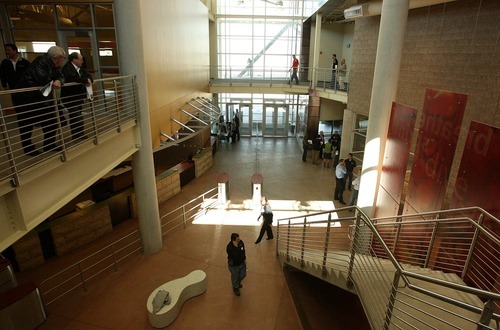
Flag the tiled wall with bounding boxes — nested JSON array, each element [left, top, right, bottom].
[[347, 0, 499, 205]]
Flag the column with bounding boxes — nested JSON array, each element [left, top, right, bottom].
[[311, 12, 322, 89], [340, 108, 355, 160], [114, 0, 162, 253], [358, 0, 410, 217]]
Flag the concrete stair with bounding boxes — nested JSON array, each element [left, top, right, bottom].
[[278, 249, 494, 329]]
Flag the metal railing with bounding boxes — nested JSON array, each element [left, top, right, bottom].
[[0, 75, 139, 187], [209, 65, 350, 92], [38, 187, 220, 305], [276, 206, 500, 329], [159, 187, 219, 236]]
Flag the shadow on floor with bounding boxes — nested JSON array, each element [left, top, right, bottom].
[[283, 265, 370, 330]]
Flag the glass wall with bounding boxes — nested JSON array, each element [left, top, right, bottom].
[[218, 92, 308, 137], [215, 0, 327, 79], [1, 2, 117, 79]]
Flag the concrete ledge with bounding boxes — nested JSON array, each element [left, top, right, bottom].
[[146, 270, 207, 328]]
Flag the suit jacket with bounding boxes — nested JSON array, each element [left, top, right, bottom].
[[17, 53, 65, 105], [61, 62, 93, 105]]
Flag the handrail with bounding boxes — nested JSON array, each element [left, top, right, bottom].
[[0, 75, 139, 186], [209, 65, 350, 92], [372, 206, 500, 226], [372, 215, 500, 245], [276, 206, 500, 328]]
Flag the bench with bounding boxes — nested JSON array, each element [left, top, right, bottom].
[[146, 270, 207, 328]]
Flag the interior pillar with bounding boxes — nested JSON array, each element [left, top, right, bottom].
[[358, 0, 410, 217], [114, 0, 163, 254]]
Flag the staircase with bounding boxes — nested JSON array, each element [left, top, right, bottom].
[[276, 207, 500, 329]]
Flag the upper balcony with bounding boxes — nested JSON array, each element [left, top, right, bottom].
[[0, 76, 140, 251], [209, 65, 349, 104]]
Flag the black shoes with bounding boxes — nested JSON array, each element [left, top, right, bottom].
[[339, 201, 346, 205], [233, 288, 240, 296], [239, 284, 243, 288], [254, 241, 260, 244]]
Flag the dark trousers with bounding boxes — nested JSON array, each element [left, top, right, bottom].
[[228, 263, 246, 290], [334, 177, 345, 202], [255, 220, 273, 243], [65, 100, 85, 139], [17, 101, 58, 153], [290, 70, 299, 84], [302, 148, 307, 161], [346, 171, 354, 190]]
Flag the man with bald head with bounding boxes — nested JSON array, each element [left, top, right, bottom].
[[61, 52, 93, 140]]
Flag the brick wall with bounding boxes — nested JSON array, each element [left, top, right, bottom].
[[11, 235, 44, 272], [51, 206, 112, 256], [156, 170, 181, 204], [347, 0, 500, 205], [193, 148, 212, 178]]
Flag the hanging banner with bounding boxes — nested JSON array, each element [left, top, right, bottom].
[[375, 102, 417, 218], [450, 121, 500, 217], [403, 89, 467, 215]]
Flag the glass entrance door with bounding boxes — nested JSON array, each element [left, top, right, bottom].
[[239, 104, 251, 136], [263, 104, 288, 137]]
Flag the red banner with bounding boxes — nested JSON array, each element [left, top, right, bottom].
[[375, 102, 417, 218], [404, 89, 467, 214], [450, 121, 500, 218]]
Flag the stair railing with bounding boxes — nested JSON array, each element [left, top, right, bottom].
[[276, 206, 500, 330]]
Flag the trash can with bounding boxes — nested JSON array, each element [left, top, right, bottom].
[[251, 173, 263, 203], [217, 173, 230, 205]]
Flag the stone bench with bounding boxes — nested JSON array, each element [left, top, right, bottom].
[[146, 270, 207, 328]]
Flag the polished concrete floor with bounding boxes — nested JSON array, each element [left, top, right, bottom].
[[17, 137, 367, 329]]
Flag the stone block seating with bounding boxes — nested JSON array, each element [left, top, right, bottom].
[[146, 270, 207, 328]]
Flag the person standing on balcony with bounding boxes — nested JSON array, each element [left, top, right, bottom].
[[338, 58, 347, 90], [16, 46, 66, 156], [226, 233, 247, 296], [255, 196, 274, 244], [1, 43, 30, 120], [61, 52, 93, 140], [331, 54, 338, 89], [334, 159, 347, 204], [0, 43, 30, 94], [289, 54, 299, 85]]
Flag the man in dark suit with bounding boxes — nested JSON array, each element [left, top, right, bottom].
[[61, 52, 93, 140]]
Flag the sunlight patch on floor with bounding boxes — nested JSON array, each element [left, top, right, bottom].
[[192, 198, 342, 227]]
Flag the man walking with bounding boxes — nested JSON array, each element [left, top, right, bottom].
[[226, 233, 247, 296], [289, 54, 299, 85], [61, 52, 93, 140]]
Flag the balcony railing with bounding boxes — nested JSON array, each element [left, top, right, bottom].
[[209, 65, 350, 92], [0, 75, 139, 187]]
